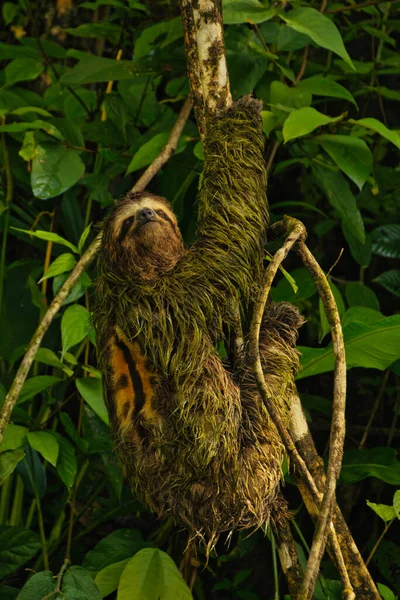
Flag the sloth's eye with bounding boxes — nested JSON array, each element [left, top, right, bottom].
[[119, 216, 134, 241]]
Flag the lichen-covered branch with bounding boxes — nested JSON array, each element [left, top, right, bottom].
[[180, 0, 231, 137], [0, 98, 192, 443]]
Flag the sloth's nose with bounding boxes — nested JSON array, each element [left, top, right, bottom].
[[138, 207, 155, 221]]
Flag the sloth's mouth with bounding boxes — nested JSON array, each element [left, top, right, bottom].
[[135, 218, 159, 232]]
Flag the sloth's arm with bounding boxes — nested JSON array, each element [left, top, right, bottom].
[[192, 96, 268, 301]]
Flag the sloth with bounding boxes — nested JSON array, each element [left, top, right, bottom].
[[93, 97, 302, 545]]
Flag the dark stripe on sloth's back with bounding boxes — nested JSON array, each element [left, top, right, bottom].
[[114, 337, 146, 418]]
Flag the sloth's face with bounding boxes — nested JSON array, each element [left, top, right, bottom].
[[102, 192, 184, 280]]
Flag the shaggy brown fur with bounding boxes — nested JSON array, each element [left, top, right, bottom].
[[93, 97, 303, 546]]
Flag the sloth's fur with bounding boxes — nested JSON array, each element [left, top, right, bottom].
[[93, 97, 303, 546]]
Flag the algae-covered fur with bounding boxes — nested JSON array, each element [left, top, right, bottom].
[[93, 97, 302, 545]]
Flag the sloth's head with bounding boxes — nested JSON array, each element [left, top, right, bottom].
[[101, 191, 184, 281]]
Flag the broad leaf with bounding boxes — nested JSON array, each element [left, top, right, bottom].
[[40, 253, 77, 282], [5, 58, 43, 86], [61, 56, 155, 85], [283, 107, 341, 142], [83, 529, 150, 572], [53, 433, 77, 489], [349, 117, 400, 149], [17, 571, 57, 600], [374, 270, 400, 297], [31, 143, 85, 200], [126, 132, 187, 174], [297, 75, 357, 107], [316, 135, 373, 190], [134, 17, 183, 58], [0, 526, 41, 578], [76, 378, 109, 425], [270, 81, 312, 122], [19, 375, 62, 404], [366, 501, 396, 522], [117, 548, 192, 600], [11, 228, 79, 254], [222, 0, 275, 25], [0, 449, 25, 485], [370, 225, 400, 259], [61, 305, 90, 358], [27, 431, 59, 467], [62, 566, 102, 600], [279, 8, 353, 68], [393, 490, 400, 519], [342, 307, 383, 328], [0, 424, 28, 452], [340, 448, 400, 485], [313, 166, 365, 244], [95, 560, 130, 598], [345, 282, 380, 311], [298, 315, 400, 379]]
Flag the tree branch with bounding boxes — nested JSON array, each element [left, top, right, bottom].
[[0, 97, 193, 442]]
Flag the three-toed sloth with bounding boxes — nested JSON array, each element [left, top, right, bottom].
[[93, 97, 302, 546]]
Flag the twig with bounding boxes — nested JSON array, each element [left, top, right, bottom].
[[130, 97, 192, 193], [296, 241, 347, 600], [327, 0, 396, 14], [266, 139, 280, 178], [359, 369, 390, 449], [0, 98, 193, 442], [366, 518, 395, 566], [295, 46, 309, 84]]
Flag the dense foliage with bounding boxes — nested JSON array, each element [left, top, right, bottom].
[[0, 1, 400, 598]]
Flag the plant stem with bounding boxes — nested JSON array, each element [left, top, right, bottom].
[[366, 519, 395, 566]]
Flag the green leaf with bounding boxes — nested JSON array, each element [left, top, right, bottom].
[[225, 29, 271, 97], [283, 107, 341, 143], [270, 81, 312, 122], [40, 253, 77, 282], [27, 431, 59, 467], [54, 272, 92, 306], [313, 166, 365, 244], [78, 224, 92, 254], [61, 305, 90, 359], [53, 433, 77, 489], [19, 376, 62, 404], [261, 111, 278, 137], [5, 58, 44, 86], [377, 583, 397, 600], [126, 132, 187, 174], [0, 424, 28, 452], [62, 566, 102, 600], [370, 225, 400, 259], [12, 106, 52, 117], [0, 120, 62, 138], [393, 490, 400, 520], [61, 56, 155, 85], [0, 449, 25, 485], [76, 378, 109, 426], [316, 135, 373, 190], [271, 267, 316, 304], [279, 8, 353, 68], [31, 143, 85, 200], [349, 118, 400, 149], [366, 501, 396, 522], [3, 2, 18, 25], [65, 23, 122, 44], [83, 529, 150, 572], [95, 560, 130, 598], [345, 283, 380, 311], [297, 76, 357, 107], [117, 548, 192, 600], [342, 307, 383, 328], [222, 0, 275, 25], [298, 315, 400, 379], [19, 131, 36, 162], [0, 526, 41, 578], [340, 448, 400, 485], [135, 17, 183, 58], [35, 348, 73, 377], [373, 270, 400, 298], [16, 571, 57, 600], [342, 221, 372, 267], [11, 228, 79, 254]]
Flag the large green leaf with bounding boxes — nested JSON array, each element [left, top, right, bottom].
[[31, 143, 85, 200], [61, 56, 155, 85], [76, 377, 109, 425], [53, 433, 77, 489], [11, 228, 79, 254], [226, 29, 272, 97], [222, 0, 275, 24], [349, 118, 400, 149], [313, 166, 365, 244], [5, 58, 43, 86], [297, 75, 357, 107], [345, 282, 380, 311], [135, 17, 183, 58], [280, 8, 353, 67], [0, 424, 28, 452], [0, 449, 25, 485], [0, 526, 41, 578], [366, 501, 396, 522], [117, 549, 192, 600], [19, 375, 62, 404], [370, 225, 400, 259], [83, 529, 150, 572], [298, 315, 400, 379], [95, 560, 130, 599], [17, 571, 57, 600], [340, 448, 400, 485], [283, 107, 341, 142], [269, 81, 312, 123], [40, 253, 77, 282], [61, 305, 90, 359], [316, 135, 372, 190], [374, 270, 400, 298], [27, 431, 59, 467], [62, 566, 102, 600], [126, 132, 187, 174]]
